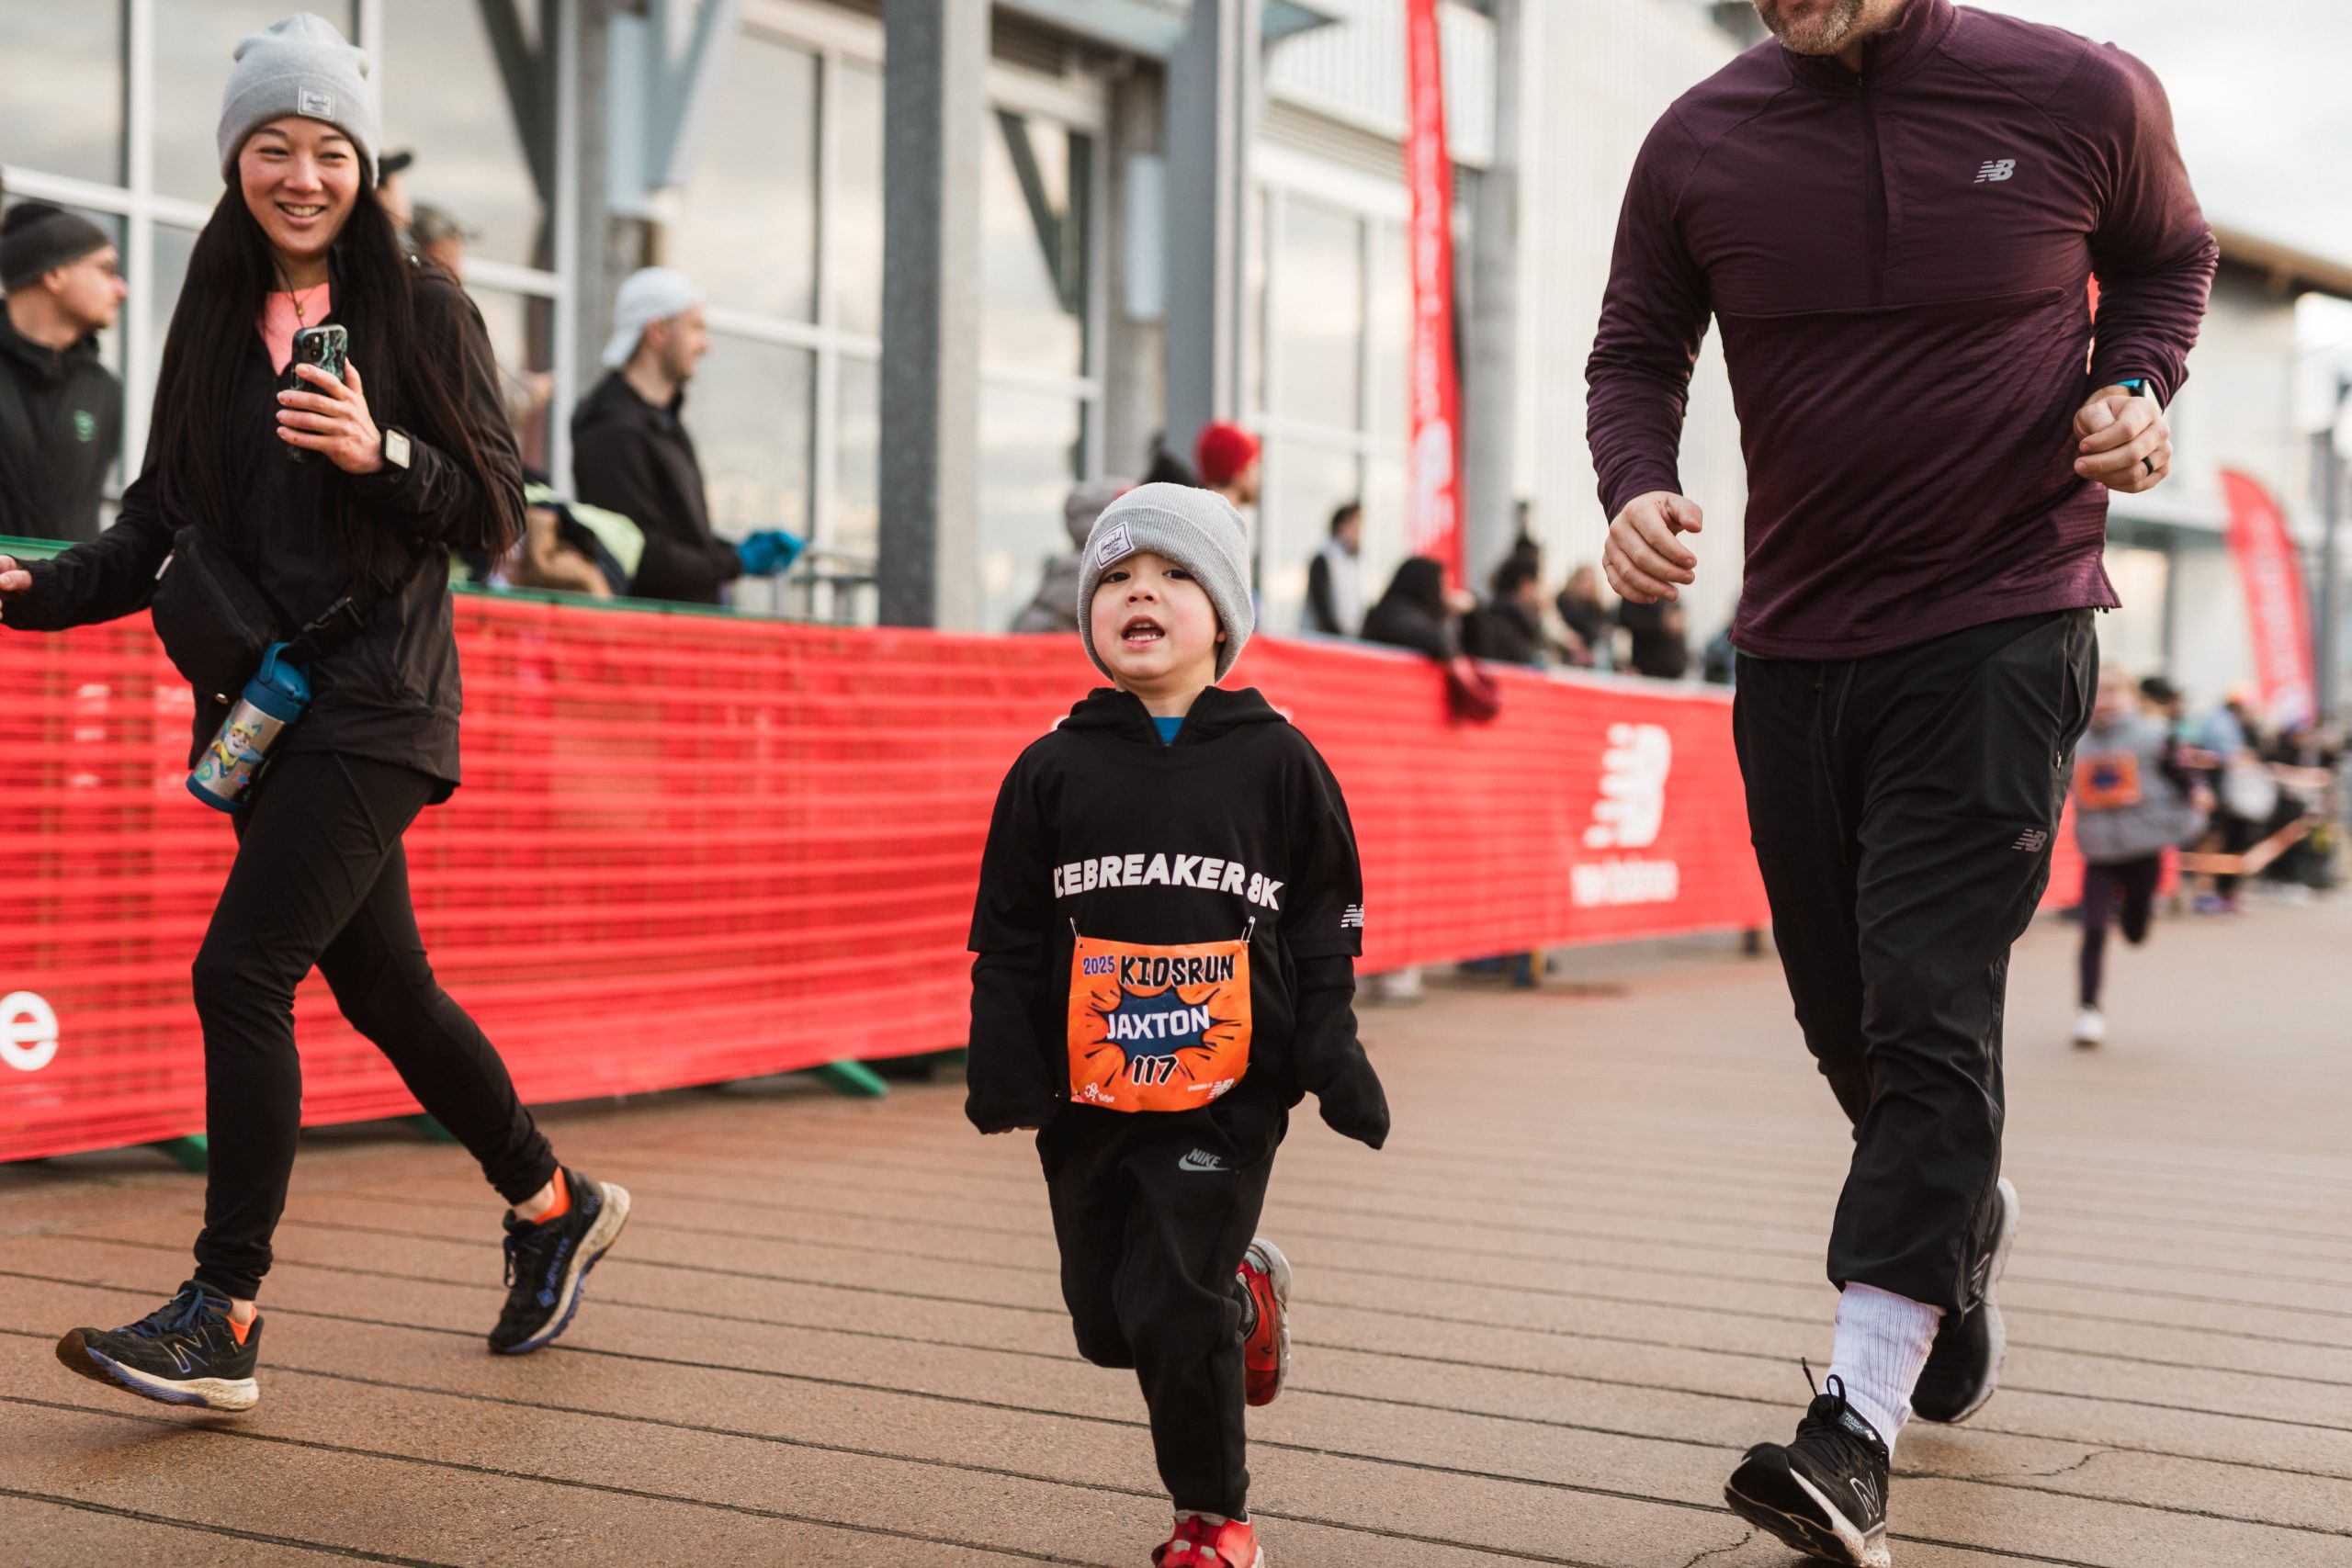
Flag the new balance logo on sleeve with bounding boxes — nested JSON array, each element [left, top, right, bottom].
[[2011, 829, 2049, 852], [1974, 159, 2017, 183], [1340, 904, 1364, 930]]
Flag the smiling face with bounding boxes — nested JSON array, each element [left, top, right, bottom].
[[237, 117, 362, 274], [1091, 549, 1225, 700]]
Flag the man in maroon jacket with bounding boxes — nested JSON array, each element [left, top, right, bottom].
[[1586, 2, 2213, 1562]]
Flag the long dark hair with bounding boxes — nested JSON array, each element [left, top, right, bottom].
[[148, 180, 516, 575]]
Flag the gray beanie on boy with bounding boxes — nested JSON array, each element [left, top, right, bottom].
[[1078, 482, 1256, 682], [218, 13, 380, 186]]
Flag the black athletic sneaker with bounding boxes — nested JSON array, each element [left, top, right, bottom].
[[1724, 1374, 1892, 1568], [1912, 1177, 2019, 1424], [54, 1281, 261, 1413], [489, 1167, 630, 1354]]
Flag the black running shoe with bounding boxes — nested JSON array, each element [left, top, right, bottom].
[[55, 1281, 261, 1413], [1724, 1374, 1891, 1567], [489, 1168, 630, 1354], [1912, 1177, 2018, 1424]]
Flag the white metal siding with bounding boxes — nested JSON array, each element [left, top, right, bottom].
[[1264, 0, 1497, 168]]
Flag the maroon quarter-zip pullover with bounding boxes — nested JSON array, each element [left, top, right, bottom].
[[1586, 0, 2216, 659]]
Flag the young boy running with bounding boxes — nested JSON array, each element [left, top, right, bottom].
[[2069, 665, 2209, 1046], [966, 483, 1390, 1568]]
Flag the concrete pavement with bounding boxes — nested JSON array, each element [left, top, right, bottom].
[[5, 890, 2347, 1565]]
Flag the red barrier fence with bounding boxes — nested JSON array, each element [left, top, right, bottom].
[[2, 593, 1770, 1161]]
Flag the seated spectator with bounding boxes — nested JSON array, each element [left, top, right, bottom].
[[1304, 501, 1364, 636], [1555, 562, 1611, 668], [1462, 555, 1547, 666], [1362, 556, 1471, 661], [1012, 477, 1128, 634], [1618, 595, 1690, 680]]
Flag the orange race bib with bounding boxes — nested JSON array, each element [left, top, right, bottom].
[[1066, 932, 1252, 1112], [2075, 750, 2143, 810]]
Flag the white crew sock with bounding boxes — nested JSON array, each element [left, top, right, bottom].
[[1825, 1282, 1941, 1453]]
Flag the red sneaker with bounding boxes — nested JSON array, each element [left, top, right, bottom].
[[1238, 1237, 1291, 1407], [1153, 1514, 1263, 1567]]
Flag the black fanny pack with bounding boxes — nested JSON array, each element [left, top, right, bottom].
[[150, 525, 426, 704]]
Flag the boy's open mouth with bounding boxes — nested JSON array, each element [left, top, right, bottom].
[[1120, 615, 1165, 647]]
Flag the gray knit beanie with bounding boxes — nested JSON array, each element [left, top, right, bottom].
[[1078, 482, 1256, 682], [218, 13, 380, 186]]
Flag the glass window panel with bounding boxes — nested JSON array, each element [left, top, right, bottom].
[[145, 220, 198, 423], [1360, 454, 1409, 610], [1262, 441, 1360, 635], [833, 355, 879, 562], [1369, 218, 1410, 453], [978, 389, 1085, 634], [0, 5, 123, 185], [980, 111, 1090, 378], [1273, 198, 1363, 433], [682, 335, 814, 612], [156, 2, 356, 205], [830, 61, 884, 341], [382, 0, 547, 268], [671, 30, 818, 321], [466, 287, 557, 473]]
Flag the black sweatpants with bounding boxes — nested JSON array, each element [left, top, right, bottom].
[[2078, 855, 2161, 1010], [1734, 611, 2095, 1316], [1039, 1093, 1285, 1518], [190, 751, 557, 1300]]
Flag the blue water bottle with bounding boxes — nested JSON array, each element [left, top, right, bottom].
[[187, 642, 311, 812]]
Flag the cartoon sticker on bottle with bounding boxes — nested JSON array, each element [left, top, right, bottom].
[[1067, 931, 1252, 1112], [2075, 750, 2144, 810]]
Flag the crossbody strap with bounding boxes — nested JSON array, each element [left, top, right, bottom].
[[283, 542, 435, 665]]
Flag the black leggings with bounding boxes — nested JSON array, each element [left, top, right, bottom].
[[2077, 855, 2161, 1009], [190, 751, 556, 1300]]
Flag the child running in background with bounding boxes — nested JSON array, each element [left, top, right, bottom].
[[965, 483, 1390, 1567], [2071, 665, 2210, 1046]]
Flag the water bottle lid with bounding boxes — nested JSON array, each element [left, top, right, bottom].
[[255, 642, 314, 705]]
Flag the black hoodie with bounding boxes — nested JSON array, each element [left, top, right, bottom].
[[967, 683, 1388, 1146], [0, 309, 120, 545], [569, 371, 741, 604]]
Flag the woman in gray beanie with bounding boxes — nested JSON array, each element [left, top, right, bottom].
[[1, 12, 630, 1411]]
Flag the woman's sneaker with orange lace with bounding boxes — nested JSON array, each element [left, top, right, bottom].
[[1238, 1238, 1291, 1406], [1153, 1514, 1263, 1567], [55, 1280, 261, 1413]]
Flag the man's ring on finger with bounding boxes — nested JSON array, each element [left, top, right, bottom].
[[2143, 455, 2156, 477]]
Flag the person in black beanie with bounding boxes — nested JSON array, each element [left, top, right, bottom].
[[0, 200, 127, 544]]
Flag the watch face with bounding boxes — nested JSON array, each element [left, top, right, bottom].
[[385, 429, 412, 469]]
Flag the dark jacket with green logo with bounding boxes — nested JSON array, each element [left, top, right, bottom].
[[0, 310, 120, 545]]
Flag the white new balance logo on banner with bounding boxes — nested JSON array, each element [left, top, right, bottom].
[[1975, 159, 2017, 183], [1575, 723, 1680, 909], [1585, 724, 1672, 851]]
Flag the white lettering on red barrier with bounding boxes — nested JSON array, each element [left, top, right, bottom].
[[1, 991, 60, 1074], [1571, 859, 1683, 908]]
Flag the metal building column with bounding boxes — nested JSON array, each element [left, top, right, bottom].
[[1462, 0, 1522, 585], [877, 1, 986, 629], [1162, 0, 1260, 461]]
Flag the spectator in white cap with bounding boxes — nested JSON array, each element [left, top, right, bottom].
[[571, 266, 800, 604]]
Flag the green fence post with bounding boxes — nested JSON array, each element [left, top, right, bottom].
[[807, 1059, 891, 1098], [149, 1135, 209, 1173]]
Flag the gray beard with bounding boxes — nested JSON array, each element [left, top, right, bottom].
[[1758, 0, 1869, 56]]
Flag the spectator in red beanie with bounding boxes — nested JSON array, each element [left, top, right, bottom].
[[1193, 421, 1261, 510]]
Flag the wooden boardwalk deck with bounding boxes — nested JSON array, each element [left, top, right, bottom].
[[6, 893, 2347, 1565]]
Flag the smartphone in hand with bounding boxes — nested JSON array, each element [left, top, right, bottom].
[[284, 324, 348, 463]]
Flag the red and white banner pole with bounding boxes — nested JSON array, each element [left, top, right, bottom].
[[2221, 468, 2317, 730], [1404, 0, 1464, 584]]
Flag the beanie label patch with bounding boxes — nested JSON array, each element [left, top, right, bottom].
[[299, 85, 335, 118], [1095, 523, 1133, 568]]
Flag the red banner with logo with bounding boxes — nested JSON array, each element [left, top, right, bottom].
[[0, 598, 1768, 1161], [2221, 468, 2316, 731], [1404, 0, 1464, 582]]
